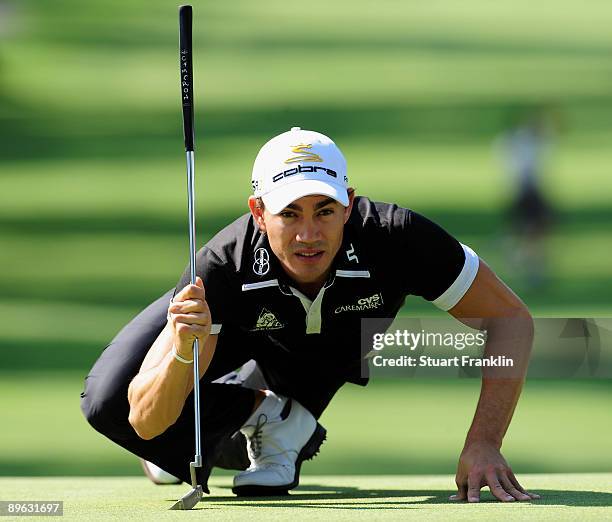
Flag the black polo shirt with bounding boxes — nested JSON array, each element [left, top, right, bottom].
[[174, 196, 479, 381]]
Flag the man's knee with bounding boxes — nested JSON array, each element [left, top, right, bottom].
[[80, 387, 109, 433], [80, 290, 173, 440], [80, 372, 134, 441]]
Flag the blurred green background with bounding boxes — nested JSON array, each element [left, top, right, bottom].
[[0, 0, 610, 477]]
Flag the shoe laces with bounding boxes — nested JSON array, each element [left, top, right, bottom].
[[246, 413, 268, 460], [257, 461, 292, 472]]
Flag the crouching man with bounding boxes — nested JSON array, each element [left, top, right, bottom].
[[81, 127, 539, 502]]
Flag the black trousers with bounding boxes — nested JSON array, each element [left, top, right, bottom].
[[80, 290, 346, 488]]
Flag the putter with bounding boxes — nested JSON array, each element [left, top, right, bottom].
[[170, 4, 204, 511]]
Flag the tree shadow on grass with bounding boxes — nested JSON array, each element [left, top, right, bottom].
[[185, 483, 612, 510], [3, 98, 612, 162]]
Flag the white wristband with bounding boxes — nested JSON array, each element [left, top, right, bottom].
[[171, 345, 193, 364]]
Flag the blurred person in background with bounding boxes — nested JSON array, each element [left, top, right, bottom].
[[496, 107, 559, 288]]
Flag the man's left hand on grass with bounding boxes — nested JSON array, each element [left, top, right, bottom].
[[450, 441, 540, 503]]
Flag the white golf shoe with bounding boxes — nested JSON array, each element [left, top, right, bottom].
[[140, 459, 182, 485], [232, 391, 326, 496]]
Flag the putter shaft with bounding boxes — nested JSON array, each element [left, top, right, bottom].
[[186, 150, 202, 476], [169, 150, 204, 512]]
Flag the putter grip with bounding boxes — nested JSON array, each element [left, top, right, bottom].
[[179, 5, 194, 151]]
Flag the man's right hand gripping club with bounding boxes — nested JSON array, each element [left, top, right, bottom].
[[169, 277, 212, 363], [127, 277, 217, 441]]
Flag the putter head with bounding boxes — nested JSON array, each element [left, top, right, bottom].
[[169, 485, 203, 510], [169, 459, 204, 510]]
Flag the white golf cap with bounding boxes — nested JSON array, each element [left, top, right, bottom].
[[251, 127, 348, 214]]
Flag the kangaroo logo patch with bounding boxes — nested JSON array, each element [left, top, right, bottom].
[[252, 308, 284, 331]]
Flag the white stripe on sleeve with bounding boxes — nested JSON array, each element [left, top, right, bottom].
[[210, 324, 222, 335], [432, 244, 479, 311]]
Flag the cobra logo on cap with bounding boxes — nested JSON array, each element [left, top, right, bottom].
[[285, 144, 323, 164]]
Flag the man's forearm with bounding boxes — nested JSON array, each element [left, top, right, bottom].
[[464, 316, 534, 448], [128, 352, 194, 440], [464, 378, 524, 448]]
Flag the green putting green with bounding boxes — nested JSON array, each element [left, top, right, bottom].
[[1, 475, 610, 521]]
